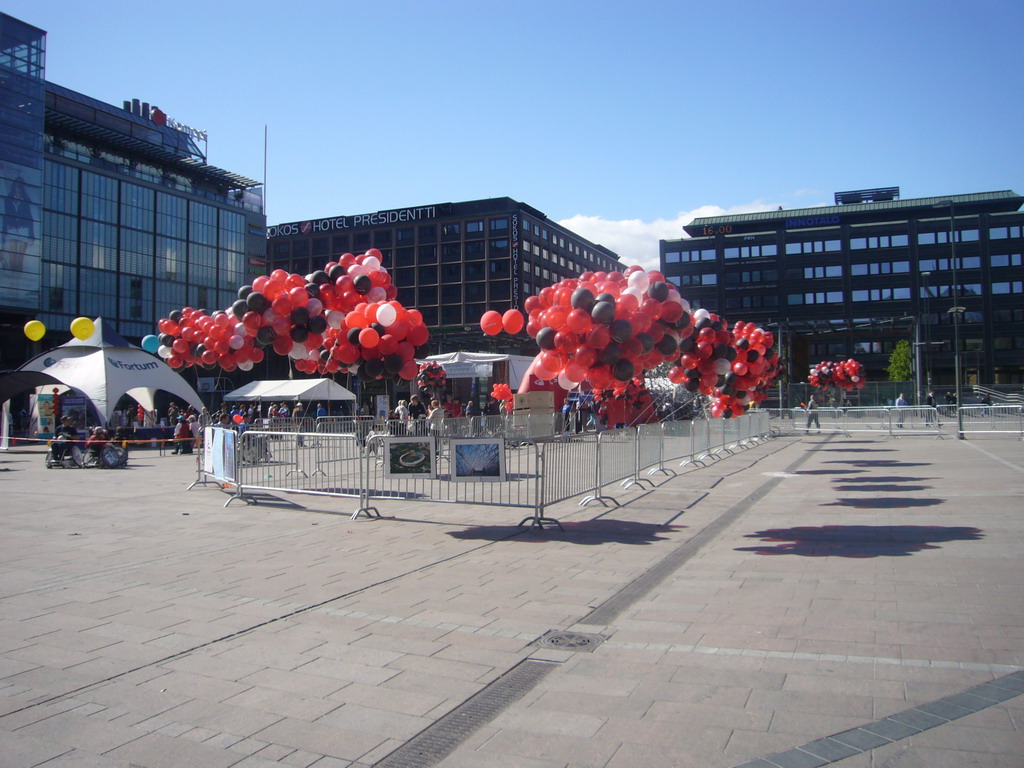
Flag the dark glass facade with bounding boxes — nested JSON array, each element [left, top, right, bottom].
[[0, 13, 265, 371], [267, 198, 620, 352], [660, 190, 1024, 394]]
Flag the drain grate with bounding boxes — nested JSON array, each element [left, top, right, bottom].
[[534, 630, 605, 652], [373, 659, 558, 768]]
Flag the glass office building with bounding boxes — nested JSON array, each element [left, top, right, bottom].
[[660, 188, 1024, 394], [267, 198, 621, 352], [0, 13, 265, 370]]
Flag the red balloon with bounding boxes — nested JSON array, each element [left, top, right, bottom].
[[502, 309, 524, 335], [480, 310, 503, 335], [358, 327, 380, 348], [233, 413, 244, 424], [565, 308, 593, 333]]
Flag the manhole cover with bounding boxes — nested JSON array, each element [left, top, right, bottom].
[[534, 630, 605, 652]]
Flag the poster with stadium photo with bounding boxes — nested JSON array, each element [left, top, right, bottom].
[[384, 437, 436, 480], [451, 439, 505, 482]]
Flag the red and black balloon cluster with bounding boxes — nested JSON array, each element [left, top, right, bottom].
[[808, 358, 865, 391], [666, 316, 780, 418], [154, 250, 430, 382], [521, 266, 692, 391]]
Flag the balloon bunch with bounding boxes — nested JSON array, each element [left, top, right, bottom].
[[153, 250, 430, 382], [490, 382, 514, 403], [522, 266, 692, 391], [662, 318, 779, 418], [480, 309, 525, 336], [808, 358, 865, 391], [416, 362, 447, 391]]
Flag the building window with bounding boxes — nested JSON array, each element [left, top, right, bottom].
[[396, 227, 415, 243], [418, 245, 437, 264], [917, 229, 979, 245], [442, 222, 461, 237], [490, 217, 508, 231], [466, 220, 484, 234], [850, 234, 909, 249], [918, 256, 980, 272], [784, 239, 841, 255], [989, 225, 1022, 240], [723, 243, 776, 259], [991, 281, 1024, 294], [990, 253, 1022, 267], [850, 261, 909, 276], [851, 287, 912, 302]]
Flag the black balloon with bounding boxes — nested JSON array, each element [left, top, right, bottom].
[[311, 270, 330, 285], [684, 379, 700, 392], [347, 327, 362, 345], [636, 332, 654, 353], [648, 281, 670, 302], [536, 327, 557, 350], [353, 274, 372, 294], [655, 334, 677, 356], [169, 309, 183, 323], [256, 326, 276, 346], [747, 349, 760, 363], [246, 292, 269, 313], [595, 292, 616, 305], [591, 301, 615, 324], [571, 288, 596, 312], [305, 283, 321, 299], [383, 354, 405, 374], [363, 358, 384, 379], [612, 358, 635, 382], [609, 319, 633, 343], [231, 299, 248, 319], [237, 285, 253, 300], [678, 336, 696, 355], [694, 317, 710, 331], [290, 306, 310, 326], [307, 315, 328, 335], [371, 322, 386, 336], [328, 264, 346, 281], [676, 312, 692, 330], [290, 326, 308, 343], [599, 344, 622, 365]]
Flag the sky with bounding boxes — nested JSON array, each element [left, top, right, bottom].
[[10, 0, 1023, 270]]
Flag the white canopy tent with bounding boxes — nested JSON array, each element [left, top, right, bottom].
[[16, 318, 203, 425], [420, 352, 536, 389], [223, 379, 356, 403]]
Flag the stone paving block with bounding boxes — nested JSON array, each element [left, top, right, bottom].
[[254, 716, 387, 762], [103, 729, 242, 768]]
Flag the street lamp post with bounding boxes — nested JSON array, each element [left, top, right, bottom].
[[921, 271, 932, 393], [938, 200, 965, 439]]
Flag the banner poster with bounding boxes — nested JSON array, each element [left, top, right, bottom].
[[211, 428, 225, 480], [222, 429, 236, 482], [203, 427, 214, 474], [61, 396, 88, 430], [36, 394, 56, 438], [375, 395, 390, 420]]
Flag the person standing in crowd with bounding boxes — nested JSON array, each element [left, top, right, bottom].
[[172, 416, 192, 454], [925, 390, 937, 424], [464, 400, 477, 417], [394, 399, 410, 421], [316, 402, 327, 418], [408, 395, 426, 419]]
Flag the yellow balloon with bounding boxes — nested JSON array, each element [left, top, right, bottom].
[[70, 316, 95, 341], [24, 320, 46, 342]]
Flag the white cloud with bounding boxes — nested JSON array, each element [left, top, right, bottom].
[[557, 201, 782, 272]]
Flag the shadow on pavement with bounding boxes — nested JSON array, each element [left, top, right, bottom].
[[448, 519, 687, 545], [736, 525, 984, 557], [821, 497, 943, 508], [832, 484, 932, 492], [824, 459, 931, 467]]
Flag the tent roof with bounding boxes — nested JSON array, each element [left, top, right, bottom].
[[16, 318, 203, 422], [223, 379, 356, 402], [0, 370, 65, 404]]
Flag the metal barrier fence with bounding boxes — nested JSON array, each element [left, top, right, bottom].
[[192, 413, 774, 527], [769, 405, 1024, 439]]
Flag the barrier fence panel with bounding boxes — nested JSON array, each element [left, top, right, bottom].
[[682, 419, 711, 466], [661, 420, 694, 466], [636, 423, 665, 478], [708, 419, 727, 457], [538, 434, 600, 511], [888, 406, 941, 437], [841, 407, 891, 434], [958, 405, 1024, 437]]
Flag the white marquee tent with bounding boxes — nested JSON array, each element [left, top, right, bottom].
[[420, 352, 536, 389], [16, 318, 203, 425], [223, 379, 356, 403]]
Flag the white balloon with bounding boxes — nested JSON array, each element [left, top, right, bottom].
[[347, 264, 367, 278], [623, 286, 644, 300], [234, 322, 246, 336], [325, 310, 343, 329], [288, 345, 306, 360], [229, 334, 245, 350], [627, 270, 650, 293], [714, 358, 731, 375], [158, 345, 172, 359], [367, 286, 387, 303], [362, 256, 380, 270], [694, 308, 711, 321], [238, 360, 254, 371], [263, 308, 278, 323], [557, 371, 575, 390], [376, 303, 397, 327], [306, 298, 323, 317]]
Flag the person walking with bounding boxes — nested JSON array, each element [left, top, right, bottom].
[[805, 396, 820, 433], [895, 392, 908, 428]]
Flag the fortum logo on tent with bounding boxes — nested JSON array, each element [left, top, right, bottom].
[[108, 359, 159, 371]]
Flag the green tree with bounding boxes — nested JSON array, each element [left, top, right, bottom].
[[887, 339, 912, 381]]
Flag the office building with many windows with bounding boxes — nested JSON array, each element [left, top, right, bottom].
[[267, 197, 620, 352], [0, 13, 265, 369], [660, 188, 1024, 397]]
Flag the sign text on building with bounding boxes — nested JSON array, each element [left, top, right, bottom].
[[267, 206, 438, 238]]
